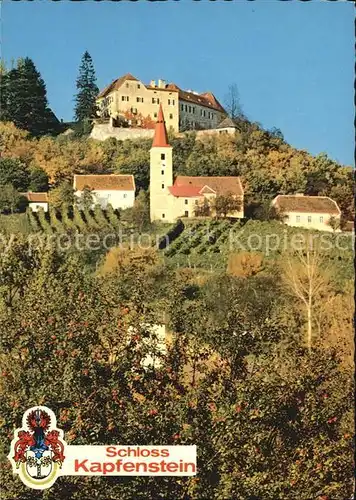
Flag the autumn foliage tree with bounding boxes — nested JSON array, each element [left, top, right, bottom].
[[227, 252, 264, 278], [213, 192, 242, 218], [123, 110, 156, 129]]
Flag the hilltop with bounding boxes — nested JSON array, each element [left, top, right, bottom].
[[0, 119, 353, 224]]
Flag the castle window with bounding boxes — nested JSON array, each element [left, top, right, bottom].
[[152, 97, 160, 104], [122, 96, 129, 102], [184, 211, 189, 217], [172, 99, 175, 105], [161, 170, 164, 175], [136, 97, 144, 103], [126, 83, 129, 88], [154, 112, 157, 118], [307, 216, 312, 223], [185, 199, 188, 205], [169, 113, 173, 119], [123, 194, 127, 198], [188, 106, 191, 113], [181, 104, 184, 111], [193, 107, 195, 114], [162, 214, 165, 219], [162, 184, 165, 189], [185, 105, 188, 112], [161, 153, 165, 160], [296, 215, 301, 222], [137, 84, 141, 89], [320, 216, 324, 223]]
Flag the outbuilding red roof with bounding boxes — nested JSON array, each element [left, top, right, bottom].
[[21, 192, 48, 203], [74, 174, 135, 191], [273, 195, 340, 214]]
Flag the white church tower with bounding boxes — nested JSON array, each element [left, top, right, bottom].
[[150, 105, 173, 222]]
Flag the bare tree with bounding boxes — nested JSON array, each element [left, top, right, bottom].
[[281, 242, 329, 351], [224, 83, 244, 120]]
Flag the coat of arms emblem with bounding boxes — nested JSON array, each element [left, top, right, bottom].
[[8, 406, 66, 490]]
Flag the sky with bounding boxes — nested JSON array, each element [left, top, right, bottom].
[[1, 1, 354, 166]]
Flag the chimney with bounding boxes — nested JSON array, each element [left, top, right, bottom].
[[150, 80, 156, 88], [158, 79, 166, 89]]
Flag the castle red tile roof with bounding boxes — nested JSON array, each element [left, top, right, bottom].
[[97, 73, 225, 112], [97, 73, 139, 98], [176, 87, 225, 113], [273, 195, 340, 214], [21, 192, 48, 203], [74, 175, 135, 191], [170, 176, 243, 197]]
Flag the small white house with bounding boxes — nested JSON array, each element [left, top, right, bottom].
[[272, 194, 341, 232], [74, 174, 135, 210], [21, 192, 49, 212]]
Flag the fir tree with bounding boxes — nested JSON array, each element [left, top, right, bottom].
[[0, 57, 59, 136], [74, 51, 99, 122]]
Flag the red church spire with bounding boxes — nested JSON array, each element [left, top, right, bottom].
[[152, 104, 170, 148]]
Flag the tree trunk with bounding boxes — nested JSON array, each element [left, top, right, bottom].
[[307, 298, 312, 351]]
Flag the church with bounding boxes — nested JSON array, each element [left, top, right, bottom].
[[149, 105, 244, 223]]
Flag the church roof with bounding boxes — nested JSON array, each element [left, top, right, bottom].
[[169, 176, 244, 197], [152, 105, 170, 148]]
